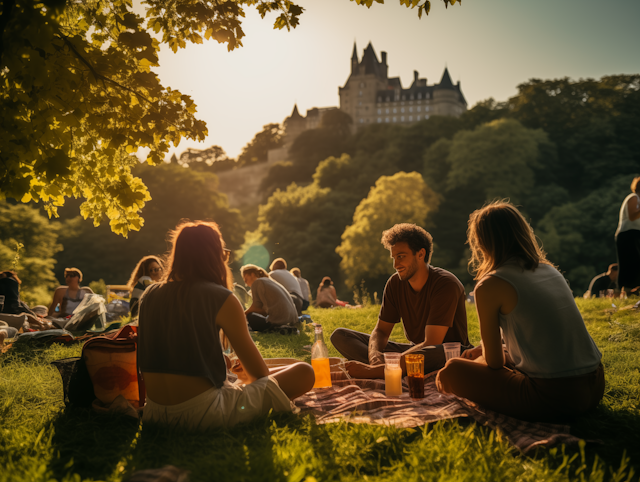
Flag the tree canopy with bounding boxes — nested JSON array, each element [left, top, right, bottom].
[[1, 0, 454, 236]]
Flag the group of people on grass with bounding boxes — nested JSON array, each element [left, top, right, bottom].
[[6, 174, 640, 430], [133, 199, 607, 431]]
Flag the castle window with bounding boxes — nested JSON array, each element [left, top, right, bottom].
[[393, 108, 397, 114], [385, 108, 389, 114], [425, 106, 430, 112], [409, 107, 413, 113], [385, 117, 389, 123], [378, 118, 382, 123], [417, 106, 421, 112], [401, 116, 404, 122], [359, 118, 364, 123], [416, 116, 421, 121], [393, 117, 397, 122], [359, 91, 362, 97], [378, 108, 381, 114], [425, 115, 430, 120], [417, 93, 422, 100], [401, 108, 405, 113], [409, 116, 413, 121]]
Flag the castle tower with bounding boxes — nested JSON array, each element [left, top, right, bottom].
[[283, 104, 306, 148], [432, 67, 467, 117]]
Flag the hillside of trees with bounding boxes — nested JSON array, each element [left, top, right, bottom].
[[2, 74, 638, 304]]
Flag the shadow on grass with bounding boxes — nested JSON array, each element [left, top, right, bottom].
[[47, 408, 140, 480]]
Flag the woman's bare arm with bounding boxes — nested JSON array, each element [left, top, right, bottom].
[[474, 277, 509, 369], [47, 287, 65, 316], [217, 295, 269, 381], [628, 195, 640, 221]]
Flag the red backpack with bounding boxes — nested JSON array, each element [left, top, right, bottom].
[[82, 325, 146, 409]]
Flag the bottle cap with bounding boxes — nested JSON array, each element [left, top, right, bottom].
[[314, 324, 323, 333]]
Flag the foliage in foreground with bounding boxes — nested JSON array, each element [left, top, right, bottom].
[[1, 300, 639, 481]]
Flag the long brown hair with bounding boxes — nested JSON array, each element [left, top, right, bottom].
[[467, 201, 552, 281], [163, 221, 232, 289], [127, 256, 164, 290]]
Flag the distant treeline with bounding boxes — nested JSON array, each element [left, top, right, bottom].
[[1, 75, 638, 304]]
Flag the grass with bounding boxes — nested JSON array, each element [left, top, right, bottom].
[[0, 299, 639, 481]]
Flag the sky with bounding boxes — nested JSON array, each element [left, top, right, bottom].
[[139, 0, 640, 160]]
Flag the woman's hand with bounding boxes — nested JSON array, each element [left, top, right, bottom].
[[231, 359, 257, 384], [461, 345, 483, 360]]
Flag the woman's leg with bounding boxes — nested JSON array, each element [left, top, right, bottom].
[[270, 362, 315, 400]]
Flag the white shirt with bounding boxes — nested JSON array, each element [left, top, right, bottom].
[[616, 193, 640, 236]]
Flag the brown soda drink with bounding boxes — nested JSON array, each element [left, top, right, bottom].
[[407, 374, 425, 399]]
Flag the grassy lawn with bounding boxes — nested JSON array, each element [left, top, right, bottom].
[[1, 299, 639, 481]]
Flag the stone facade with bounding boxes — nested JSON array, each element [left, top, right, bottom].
[[340, 42, 467, 128]]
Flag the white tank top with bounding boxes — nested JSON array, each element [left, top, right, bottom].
[[489, 261, 601, 379], [616, 193, 640, 236]]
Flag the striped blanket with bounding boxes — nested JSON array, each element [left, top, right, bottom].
[[294, 370, 583, 453]]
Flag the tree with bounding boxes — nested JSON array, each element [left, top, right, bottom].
[[0, 201, 62, 305], [237, 123, 284, 167], [54, 163, 244, 284], [1, 0, 457, 234], [336, 172, 439, 290]]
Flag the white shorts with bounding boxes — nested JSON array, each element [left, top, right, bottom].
[[142, 376, 296, 430]]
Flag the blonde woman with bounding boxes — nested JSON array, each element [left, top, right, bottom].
[[437, 202, 604, 422]]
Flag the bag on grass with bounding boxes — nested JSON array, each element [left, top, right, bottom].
[[50, 357, 96, 408], [64, 293, 107, 331], [82, 325, 146, 409]]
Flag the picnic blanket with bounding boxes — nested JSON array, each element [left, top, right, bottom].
[[294, 370, 582, 454]]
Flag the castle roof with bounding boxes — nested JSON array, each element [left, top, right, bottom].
[[436, 67, 455, 90], [286, 104, 304, 122], [351, 42, 358, 62], [360, 42, 385, 78]]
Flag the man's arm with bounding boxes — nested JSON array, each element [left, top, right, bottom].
[[368, 319, 395, 365], [245, 302, 266, 316]]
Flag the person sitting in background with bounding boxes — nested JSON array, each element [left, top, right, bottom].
[[138, 221, 314, 430], [268, 258, 304, 315], [290, 267, 311, 311], [127, 256, 164, 317], [586, 264, 618, 298], [437, 202, 604, 423], [240, 264, 298, 332], [47, 268, 94, 317], [0, 270, 48, 335], [315, 277, 349, 308]]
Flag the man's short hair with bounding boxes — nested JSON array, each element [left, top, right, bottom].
[[64, 267, 83, 282], [381, 224, 433, 263], [269, 258, 287, 271]]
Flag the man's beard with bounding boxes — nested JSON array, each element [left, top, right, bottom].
[[398, 258, 419, 281]]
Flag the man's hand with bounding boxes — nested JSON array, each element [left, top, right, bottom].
[[345, 361, 384, 379], [461, 345, 482, 360]]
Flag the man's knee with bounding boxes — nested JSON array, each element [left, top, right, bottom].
[[330, 328, 349, 348], [436, 358, 467, 394]]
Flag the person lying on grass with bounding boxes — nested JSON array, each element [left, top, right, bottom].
[[138, 221, 315, 430], [331, 223, 471, 379], [436, 202, 604, 422]]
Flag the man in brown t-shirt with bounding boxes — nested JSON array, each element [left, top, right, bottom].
[[331, 223, 470, 378]]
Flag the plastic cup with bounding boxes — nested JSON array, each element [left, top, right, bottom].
[[384, 353, 403, 397], [606, 289, 615, 299], [443, 342, 461, 361], [405, 354, 425, 399], [384, 352, 402, 369]]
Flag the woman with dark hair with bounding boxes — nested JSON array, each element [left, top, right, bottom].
[[0, 270, 48, 337], [138, 221, 314, 430], [615, 176, 640, 294], [436, 201, 604, 422], [127, 256, 163, 317], [315, 277, 349, 308]]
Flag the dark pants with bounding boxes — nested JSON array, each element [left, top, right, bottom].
[[616, 229, 640, 291], [246, 313, 273, 332], [330, 328, 470, 374], [437, 359, 605, 423], [301, 299, 310, 312]]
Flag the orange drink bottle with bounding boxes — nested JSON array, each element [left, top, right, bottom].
[[311, 324, 332, 388]]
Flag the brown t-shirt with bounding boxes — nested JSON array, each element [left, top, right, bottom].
[[379, 266, 469, 345]]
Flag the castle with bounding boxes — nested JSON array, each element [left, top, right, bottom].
[[269, 42, 467, 160]]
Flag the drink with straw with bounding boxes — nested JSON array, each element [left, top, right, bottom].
[[311, 324, 332, 388], [405, 354, 425, 399], [384, 353, 403, 397]]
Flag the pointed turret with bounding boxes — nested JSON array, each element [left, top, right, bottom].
[[436, 67, 455, 90], [351, 42, 358, 74], [288, 104, 304, 121]]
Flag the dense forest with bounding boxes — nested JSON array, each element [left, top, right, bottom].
[[1, 74, 638, 304]]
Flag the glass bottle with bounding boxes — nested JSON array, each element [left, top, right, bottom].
[[311, 324, 332, 388]]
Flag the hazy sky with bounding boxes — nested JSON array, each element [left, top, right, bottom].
[[142, 0, 640, 159]]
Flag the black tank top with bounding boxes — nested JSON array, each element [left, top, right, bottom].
[[138, 280, 232, 388]]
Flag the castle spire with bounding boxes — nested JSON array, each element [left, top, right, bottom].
[[437, 67, 455, 89], [351, 41, 358, 62]]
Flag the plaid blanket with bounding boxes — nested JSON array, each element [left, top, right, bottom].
[[294, 370, 582, 453]]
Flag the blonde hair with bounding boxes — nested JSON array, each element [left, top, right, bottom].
[[290, 267, 301, 278], [64, 267, 83, 282], [467, 201, 553, 281], [240, 264, 269, 278]]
